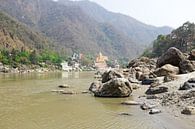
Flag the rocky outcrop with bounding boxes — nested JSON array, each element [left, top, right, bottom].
[[128, 57, 156, 81], [94, 78, 132, 97], [101, 69, 124, 83], [154, 64, 179, 77], [157, 47, 185, 68]]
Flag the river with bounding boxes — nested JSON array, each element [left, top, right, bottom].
[[0, 72, 193, 129]]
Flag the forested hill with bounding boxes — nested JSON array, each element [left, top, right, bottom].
[[143, 22, 195, 57], [0, 0, 172, 59]]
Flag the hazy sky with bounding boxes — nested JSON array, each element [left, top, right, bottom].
[[88, 0, 195, 28]]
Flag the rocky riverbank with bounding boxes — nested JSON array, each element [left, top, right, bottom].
[[89, 47, 195, 127], [0, 62, 60, 74]]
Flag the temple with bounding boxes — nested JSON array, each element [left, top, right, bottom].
[[94, 52, 108, 70]]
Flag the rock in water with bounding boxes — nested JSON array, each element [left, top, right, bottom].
[[58, 84, 70, 88], [140, 103, 156, 110], [154, 64, 179, 77], [157, 47, 185, 68], [181, 106, 195, 115], [94, 78, 132, 97], [101, 69, 124, 83], [149, 109, 161, 114], [121, 100, 141, 105], [145, 86, 168, 95]]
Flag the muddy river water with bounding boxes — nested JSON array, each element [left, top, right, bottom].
[[0, 72, 194, 129]]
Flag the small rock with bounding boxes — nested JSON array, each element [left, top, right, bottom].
[[119, 112, 132, 116], [142, 78, 158, 85], [140, 103, 156, 110], [188, 78, 195, 83], [121, 100, 141, 105], [58, 84, 70, 88], [179, 82, 195, 90], [149, 109, 161, 114], [181, 106, 195, 115], [145, 86, 168, 95]]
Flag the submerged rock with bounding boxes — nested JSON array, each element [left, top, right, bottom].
[[58, 84, 70, 88], [94, 78, 132, 98], [119, 112, 132, 116]]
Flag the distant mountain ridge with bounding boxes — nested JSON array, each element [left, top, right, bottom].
[[0, 0, 172, 59]]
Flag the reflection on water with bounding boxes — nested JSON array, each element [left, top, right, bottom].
[[0, 72, 166, 129]]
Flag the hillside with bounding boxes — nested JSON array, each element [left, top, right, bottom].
[[0, 0, 172, 59], [61, 0, 172, 46], [144, 22, 195, 57], [0, 11, 50, 51]]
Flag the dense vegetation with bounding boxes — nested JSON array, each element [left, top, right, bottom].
[[0, 49, 62, 66], [143, 22, 195, 57]]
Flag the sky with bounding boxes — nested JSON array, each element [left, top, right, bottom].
[[88, 0, 195, 28]]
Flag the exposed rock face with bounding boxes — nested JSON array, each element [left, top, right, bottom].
[[101, 69, 124, 83], [154, 64, 179, 77], [145, 86, 168, 95], [157, 47, 185, 68], [94, 78, 132, 97], [179, 60, 195, 74]]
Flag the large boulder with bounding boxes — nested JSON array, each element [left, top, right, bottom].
[[157, 47, 185, 68], [94, 78, 132, 97], [179, 60, 195, 74], [101, 69, 124, 83], [154, 64, 179, 77]]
